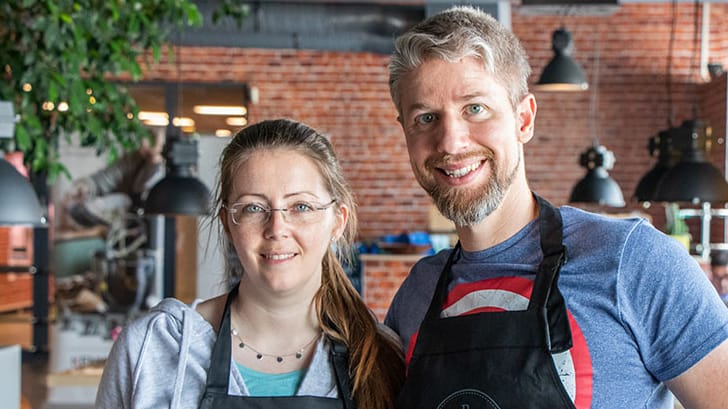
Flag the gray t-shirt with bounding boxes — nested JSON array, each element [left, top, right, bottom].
[[386, 205, 728, 408]]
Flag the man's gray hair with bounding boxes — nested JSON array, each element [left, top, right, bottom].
[[388, 5, 531, 112]]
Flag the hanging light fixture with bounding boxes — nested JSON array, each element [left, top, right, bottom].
[[651, 119, 728, 203], [142, 38, 210, 216], [568, 33, 624, 207], [569, 145, 625, 207], [0, 101, 43, 225], [633, 129, 679, 203], [0, 157, 44, 225], [143, 127, 211, 215], [535, 27, 589, 92]]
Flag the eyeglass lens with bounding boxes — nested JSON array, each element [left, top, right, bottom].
[[229, 200, 335, 226]]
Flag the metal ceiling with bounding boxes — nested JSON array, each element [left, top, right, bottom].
[[179, 1, 505, 54]]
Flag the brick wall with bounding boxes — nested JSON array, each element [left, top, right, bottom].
[[360, 254, 420, 321], [140, 48, 427, 240], [136, 3, 728, 244]]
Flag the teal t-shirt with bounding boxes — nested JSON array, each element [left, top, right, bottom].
[[235, 362, 304, 396]]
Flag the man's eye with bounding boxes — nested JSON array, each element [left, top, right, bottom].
[[467, 104, 484, 115], [291, 202, 314, 213], [415, 113, 436, 124]]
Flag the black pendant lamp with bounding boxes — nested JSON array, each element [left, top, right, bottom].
[[536, 27, 589, 92], [0, 156, 44, 225], [569, 145, 625, 207], [567, 32, 622, 207], [633, 129, 680, 203], [0, 101, 43, 225], [651, 119, 728, 204], [143, 36, 211, 216], [143, 127, 211, 215]]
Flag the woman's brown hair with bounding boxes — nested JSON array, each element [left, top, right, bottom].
[[213, 118, 404, 408]]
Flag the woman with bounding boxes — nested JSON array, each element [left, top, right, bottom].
[[96, 119, 404, 408]]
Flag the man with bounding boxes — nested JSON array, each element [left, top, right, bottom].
[[384, 6, 728, 409], [61, 129, 164, 229]]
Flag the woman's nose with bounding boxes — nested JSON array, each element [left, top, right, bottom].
[[263, 209, 291, 238]]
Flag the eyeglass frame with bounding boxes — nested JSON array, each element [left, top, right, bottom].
[[223, 198, 338, 227]]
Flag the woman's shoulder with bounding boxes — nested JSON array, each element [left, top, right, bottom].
[[121, 297, 215, 342], [194, 293, 229, 333]]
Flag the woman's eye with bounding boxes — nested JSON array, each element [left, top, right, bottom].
[[292, 202, 314, 212], [415, 113, 436, 125], [244, 204, 266, 213]]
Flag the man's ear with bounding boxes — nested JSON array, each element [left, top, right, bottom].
[[516, 94, 537, 144]]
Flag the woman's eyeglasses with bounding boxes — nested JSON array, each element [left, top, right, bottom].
[[224, 199, 337, 227]]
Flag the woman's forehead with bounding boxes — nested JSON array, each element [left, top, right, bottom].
[[230, 149, 328, 200]]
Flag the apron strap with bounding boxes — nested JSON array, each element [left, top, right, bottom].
[[330, 341, 355, 409], [528, 194, 567, 310], [423, 241, 462, 322], [528, 194, 572, 353], [205, 287, 238, 393]]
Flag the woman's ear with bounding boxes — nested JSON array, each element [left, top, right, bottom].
[[333, 203, 349, 240], [220, 206, 231, 238]]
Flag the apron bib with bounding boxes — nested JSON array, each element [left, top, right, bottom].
[[396, 195, 576, 409], [199, 288, 354, 409]]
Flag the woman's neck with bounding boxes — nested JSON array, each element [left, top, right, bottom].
[[230, 285, 321, 373], [232, 283, 320, 338]]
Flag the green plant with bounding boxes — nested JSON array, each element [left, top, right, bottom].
[[665, 203, 689, 235], [0, 0, 249, 184]]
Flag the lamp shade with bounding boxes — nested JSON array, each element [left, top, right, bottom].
[[570, 168, 625, 207], [633, 130, 679, 202], [0, 158, 43, 225], [633, 164, 669, 202], [536, 27, 588, 92], [142, 134, 211, 215], [569, 146, 625, 207], [144, 175, 211, 215], [652, 161, 728, 203], [650, 119, 728, 203]]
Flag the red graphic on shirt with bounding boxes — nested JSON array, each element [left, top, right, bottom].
[[406, 276, 593, 409]]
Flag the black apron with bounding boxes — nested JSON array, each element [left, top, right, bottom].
[[199, 288, 355, 409], [396, 195, 576, 409]]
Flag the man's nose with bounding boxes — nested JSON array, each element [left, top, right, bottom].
[[437, 115, 470, 153]]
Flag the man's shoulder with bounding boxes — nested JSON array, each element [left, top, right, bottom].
[[559, 205, 659, 241], [560, 205, 648, 227]]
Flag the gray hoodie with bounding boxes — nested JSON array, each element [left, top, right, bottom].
[[95, 298, 338, 408]]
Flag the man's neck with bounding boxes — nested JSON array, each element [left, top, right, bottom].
[[455, 183, 538, 252]]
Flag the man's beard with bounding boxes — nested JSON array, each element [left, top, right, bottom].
[[417, 151, 521, 227]]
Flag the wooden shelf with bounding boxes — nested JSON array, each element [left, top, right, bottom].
[[0, 311, 51, 351], [46, 364, 104, 387]]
